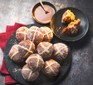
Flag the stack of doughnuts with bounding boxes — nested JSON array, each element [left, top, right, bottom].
[[9, 25, 69, 81], [16, 26, 53, 45], [22, 54, 44, 81], [9, 40, 35, 63], [21, 64, 39, 81]]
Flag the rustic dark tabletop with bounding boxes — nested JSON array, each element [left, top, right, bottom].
[[0, 0, 93, 85]]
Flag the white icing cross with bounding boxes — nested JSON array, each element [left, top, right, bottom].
[[54, 44, 68, 58], [45, 61, 58, 74], [24, 41, 34, 58], [29, 28, 44, 43], [26, 54, 44, 68], [38, 42, 52, 55]]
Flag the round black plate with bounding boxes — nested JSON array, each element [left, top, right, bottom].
[[50, 7, 89, 42], [4, 24, 72, 85]]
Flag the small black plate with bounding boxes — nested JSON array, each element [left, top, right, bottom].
[[50, 7, 89, 42], [4, 24, 72, 85]]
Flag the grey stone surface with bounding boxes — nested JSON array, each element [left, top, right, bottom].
[[0, 0, 93, 85]]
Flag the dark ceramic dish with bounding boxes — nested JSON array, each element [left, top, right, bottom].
[[4, 24, 72, 85], [50, 7, 89, 42]]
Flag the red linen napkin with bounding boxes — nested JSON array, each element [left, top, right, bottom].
[[0, 23, 25, 85]]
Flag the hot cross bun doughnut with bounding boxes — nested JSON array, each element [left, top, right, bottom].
[[40, 27, 53, 42], [21, 64, 39, 81], [53, 43, 69, 63], [27, 26, 44, 45], [37, 42, 53, 60], [43, 59, 60, 77], [9, 44, 25, 63], [16, 26, 28, 41], [26, 54, 44, 71], [9, 40, 35, 63], [19, 40, 35, 58]]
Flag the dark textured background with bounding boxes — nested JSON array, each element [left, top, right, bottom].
[[0, 0, 93, 85]]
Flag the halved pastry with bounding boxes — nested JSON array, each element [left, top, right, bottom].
[[62, 19, 81, 35], [62, 9, 75, 23]]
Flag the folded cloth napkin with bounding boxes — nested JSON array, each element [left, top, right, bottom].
[[0, 23, 25, 85]]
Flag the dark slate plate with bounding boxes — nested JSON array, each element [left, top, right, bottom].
[[4, 24, 72, 85], [50, 7, 89, 42]]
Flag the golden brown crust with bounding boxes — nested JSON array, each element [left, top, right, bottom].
[[62, 19, 81, 35], [62, 9, 75, 23]]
